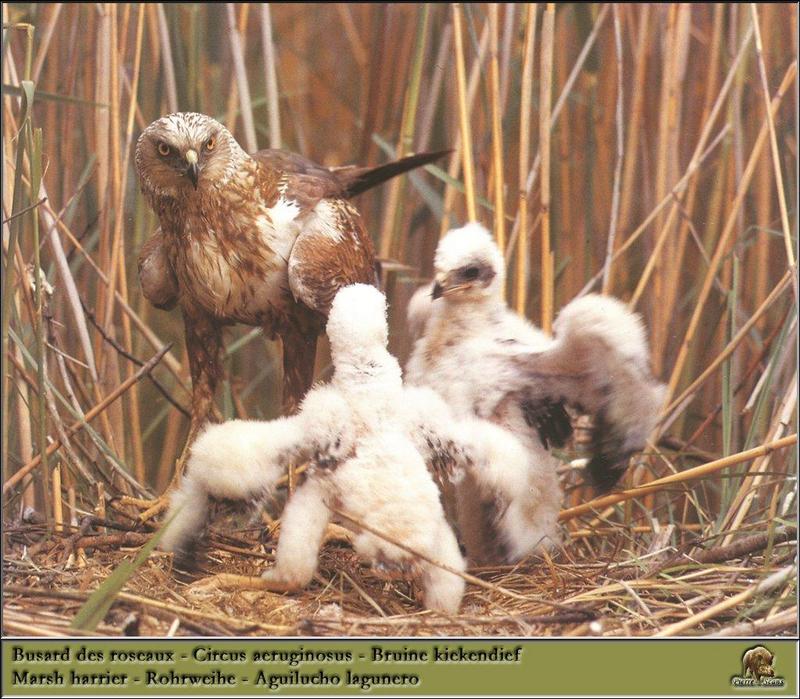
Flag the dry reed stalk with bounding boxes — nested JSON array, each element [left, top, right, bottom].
[[538, 3, 555, 333], [52, 462, 63, 533], [11, 338, 35, 510], [116, 6, 147, 483], [379, 4, 430, 258], [30, 190, 188, 392], [260, 4, 282, 149], [601, 4, 624, 294], [558, 434, 797, 523], [665, 62, 797, 405], [416, 22, 451, 154], [508, 2, 610, 257], [96, 482, 106, 534], [488, 3, 506, 254], [750, 3, 796, 274], [155, 3, 178, 113], [628, 23, 755, 308], [649, 4, 690, 373], [664, 270, 793, 419], [515, 3, 536, 314], [579, 123, 730, 298], [335, 4, 368, 69], [88, 5, 123, 456], [662, 4, 725, 316], [451, 3, 478, 223], [439, 21, 489, 236], [3, 345, 172, 494], [718, 372, 798, 542], [30, 3, 62, 84], [226, 3, 257, 153], [655, 564, 796, 637], [155, 398, 185, 493], [617, 5, 650, 237], [711, 607, 797, 637]]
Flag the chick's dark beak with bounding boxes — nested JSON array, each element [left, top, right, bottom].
[[431, 282, 444, 300], [186, 162, 199, 190]]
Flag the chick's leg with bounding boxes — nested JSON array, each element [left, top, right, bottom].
[[192, 478, 330, 593]]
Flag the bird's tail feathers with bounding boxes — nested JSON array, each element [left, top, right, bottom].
[[336, 150, 451, 198]]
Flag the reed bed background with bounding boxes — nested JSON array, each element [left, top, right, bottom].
[[2, 3, 797, 637]]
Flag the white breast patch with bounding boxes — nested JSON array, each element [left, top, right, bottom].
[[268, 196, 301, 229]]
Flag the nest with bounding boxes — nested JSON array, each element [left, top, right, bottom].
[[3, 507, 796, 638]]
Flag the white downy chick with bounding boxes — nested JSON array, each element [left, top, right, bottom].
[[160, 283, 466, 613], [406, 222, 666, 565]]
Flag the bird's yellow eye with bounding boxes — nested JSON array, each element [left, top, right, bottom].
[[157, 142, 171, 157], [205, 136, 215, 152]]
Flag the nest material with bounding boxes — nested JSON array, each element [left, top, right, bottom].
[[3, 512, 796, 638]]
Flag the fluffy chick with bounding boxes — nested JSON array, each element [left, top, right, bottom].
[[406, 222, 665, 565], [160, 283, 468, 613]]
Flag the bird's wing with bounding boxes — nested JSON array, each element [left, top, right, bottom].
[[403, 386, 477, 488], [252, 148, 451, 200], [496, 295, 666, 492], [137, 227, 179, 310], [286, 199, 377, 315]]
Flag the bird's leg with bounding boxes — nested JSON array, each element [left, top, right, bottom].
[[117, 311, 223, 522], [280, 322, 319, 415]]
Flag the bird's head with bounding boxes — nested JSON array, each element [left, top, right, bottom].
[[135, 112, 247, 198], [432, 222, 505, 304], [327, 284, 390, 361]]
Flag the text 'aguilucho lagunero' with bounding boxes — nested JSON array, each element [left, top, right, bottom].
[[9, 644, 524, 691]]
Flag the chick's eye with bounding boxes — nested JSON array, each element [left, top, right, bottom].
[[205, 137, 216, 152], [463, 266, 481, 281], [157, 142, 171, 157]]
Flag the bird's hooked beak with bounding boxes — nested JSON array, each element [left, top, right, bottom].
[[185, 149, 199, 189], [431, 274, 470, 300]]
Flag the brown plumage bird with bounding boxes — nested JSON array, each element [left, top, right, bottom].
[[133, 112, 445, 514]]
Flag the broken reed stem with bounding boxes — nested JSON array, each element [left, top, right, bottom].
[[558, 434, 797, 522], [601, 4, 624, 295], [539, 3, 555, 333], [516, 3, 537, 314], [488, 3, 506, 254], [3, 345, 173, 494], [452, 3, 478, 222]]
